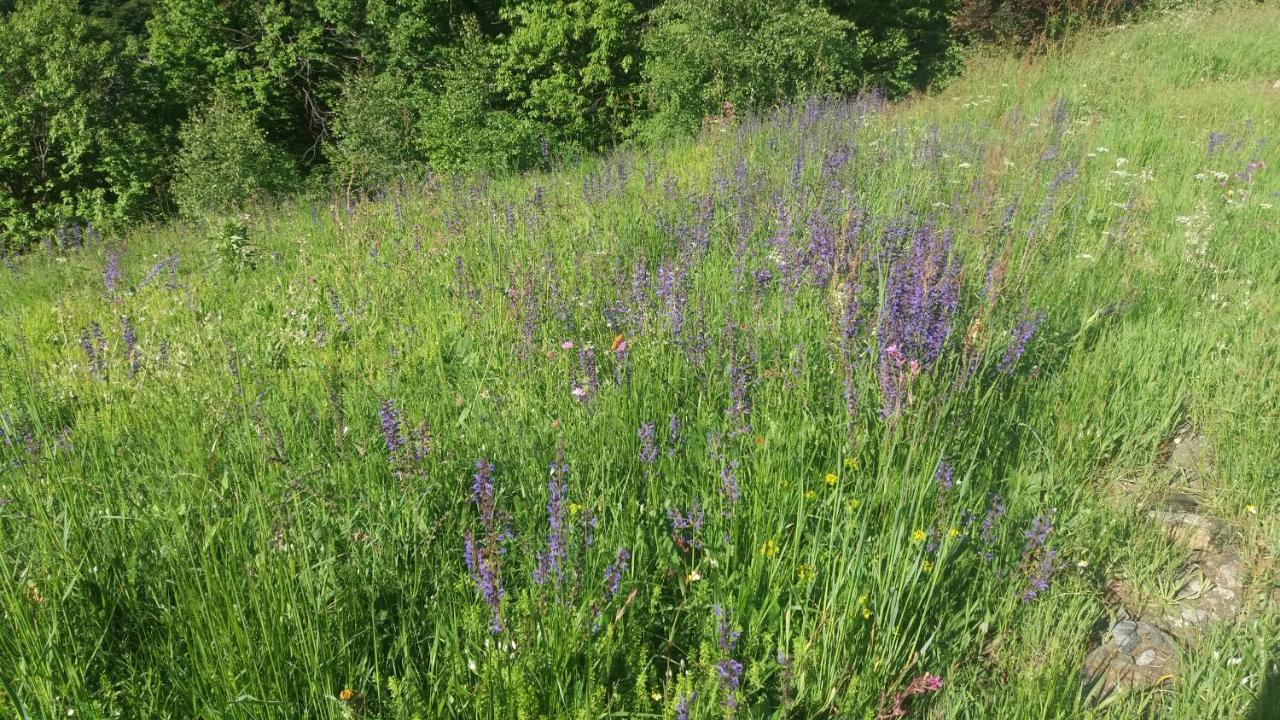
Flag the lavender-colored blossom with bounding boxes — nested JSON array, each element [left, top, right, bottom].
[[638, 422, 657, 465], [876, 223, 961, 416], [719, 460, 740, 515], [717, 659, 744, 708], [327, 289, 350, 333], [140, 254, 179, 288], [533, 462, 568, 588], [103, 251, 121, 294], [121, 315, 139, 377], [379, 400, 403, 455], [464, 530, 505, 633], [603, 546, 629, 600], [1207, 132, 1226, 154], [472, 459, 496, 527], [999, 310, 1044, 374], [935, 460, 954, 494], [667, 504, 704, 550], [979, 493, 1006, 562], [726, 357, 753, 435], [1022, 548, 1059, 602], [666, 414, 681, 456], [675, 693, 695, 720], [578, 347, 599, 401]]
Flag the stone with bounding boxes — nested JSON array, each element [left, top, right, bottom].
[[1167, 433, 1212, 477], [1161, 550, 1244, 639], [1149, 510, 1224, 552], [1082, 619, 1179, 703], [1159, 491, 1201, 512]]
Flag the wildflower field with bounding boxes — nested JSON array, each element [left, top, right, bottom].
[[2, 5, 1279, 719]]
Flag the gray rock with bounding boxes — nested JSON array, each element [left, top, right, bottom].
[[1149, 510, 1224, 552], [1082, 620, 1179, 703], [1167, 433, 1212, 477], [1162, 550, 1243, 639]]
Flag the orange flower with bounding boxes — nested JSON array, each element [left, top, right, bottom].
[[610, 333, 626, 352], [339, 688, 356, 702]]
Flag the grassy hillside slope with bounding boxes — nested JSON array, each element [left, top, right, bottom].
[[2, 4, 1279, 718]]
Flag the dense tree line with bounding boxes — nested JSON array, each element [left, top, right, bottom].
[[0, 0, 1143, 248]]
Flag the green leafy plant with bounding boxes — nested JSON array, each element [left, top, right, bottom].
[[171, 92, 296, 219]]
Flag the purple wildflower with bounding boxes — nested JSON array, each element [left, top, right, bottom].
[[876, 223, 961, 416], [979, 493, 1005, 562], [717, 659, 744, 709], [1020, 510, 1058, 602], [667, 414, 681, 456], [104, 251, 121, 294], [675, 693, 695, 720], [603, 546, 629, 600], [999, 310, 1044, 374], [464, 530, 505, 633], [578, 347, 599, 401], [472, 459, 496, 527], [638, 422, 657, 465], [379, 400, 403, 455], [327, 289, 350, 334], [533, 461, 568, 589], [935, 460, 954, 494], [719, 460, 740, 515], [667, 504, 704, 551], [121, 315, 139, 377]]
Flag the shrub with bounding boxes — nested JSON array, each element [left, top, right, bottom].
[[171, 92, 296, 219], [325, 73, 426, 193], [954, 0, 1144, 45], [496, 0, 644, 152], [417, 18, 545, 175], [638, 0, 858, 138]]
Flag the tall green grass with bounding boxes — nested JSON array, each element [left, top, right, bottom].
[[1, 4, 1278, 718]]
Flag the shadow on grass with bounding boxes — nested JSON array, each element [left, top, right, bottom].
[[1252, 660, 1280, 720]]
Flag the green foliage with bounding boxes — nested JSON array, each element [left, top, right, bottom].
[[209, 215, 257, 270], [418, 19, 545, 175], [827, 0, 965, 93], [325, 73, 426, 192], [639, 0, 858, 137], [171, 92, 296, 218], [496, 0, 645, 152], [0, 0, 169, 249]]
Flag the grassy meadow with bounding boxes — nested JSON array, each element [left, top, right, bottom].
[[2, 4, 1279, 718]]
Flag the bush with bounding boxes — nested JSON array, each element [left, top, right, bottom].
[[171, 92, 296, 218], [325, 73, 426, 193], [496, 0, 644, 153], [638, 0, 858, 138], [417, 18, 546, 175], [0, 0, 170, 251], [954, 0, 1145, 45]]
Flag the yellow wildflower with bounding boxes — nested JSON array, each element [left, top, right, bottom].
[[824, 473, 838, 487], [857, 594, 868, 605], [847, 498, 861, 511], [947, 527, 960, 539], [911, 529, 927, 543], [804, 489, 818, 501], [844, 457, 859, 469], [922, 560, 933, 573], [1245, 504, 1258, 515], [760, 539, 780, 558], [796, 563, 816, 581], [861, 607, 872, 620], [339, 688, 356, 702], [567, 502, 583, 516]]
